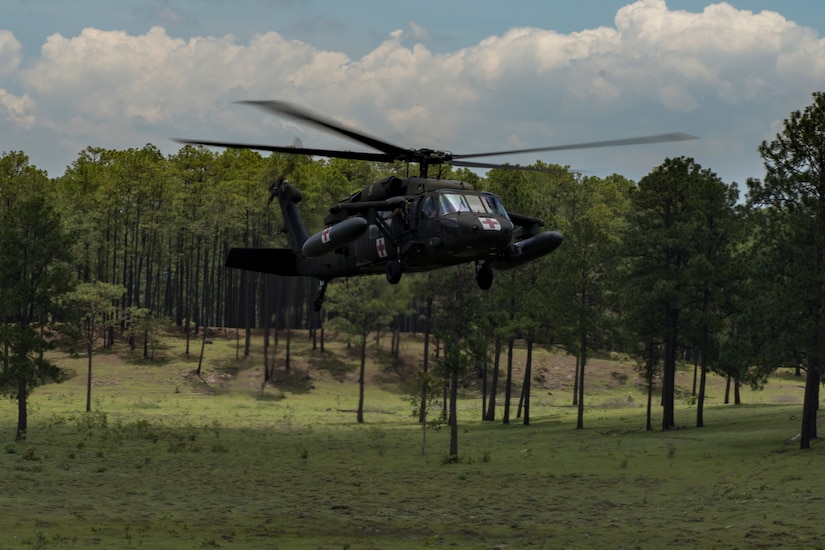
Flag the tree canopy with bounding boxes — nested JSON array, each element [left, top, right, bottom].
[[4, 92, 825, 448]]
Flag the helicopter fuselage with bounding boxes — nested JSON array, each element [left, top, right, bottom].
[[225, 175, 563, 292], [351, 188, 515, 271]]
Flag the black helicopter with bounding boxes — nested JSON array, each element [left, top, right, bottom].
[[179, 101, 695, 309]]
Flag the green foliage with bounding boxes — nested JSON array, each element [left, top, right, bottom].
[[621, 157, 739, 429], [0, 151, 75, 438], [745, 91, 825, 448], [326, 277, 395, 337], [66, 281, 125, 341], [127, 308, 172, 358], [407, 370, 444, 428]]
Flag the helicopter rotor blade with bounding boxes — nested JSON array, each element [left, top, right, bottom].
[[449, 159, 561, 172], [240, 100, 410, 159], [452, 132, 697, 160], [174, 138, 395, 163], [177, 100, 697, 175]]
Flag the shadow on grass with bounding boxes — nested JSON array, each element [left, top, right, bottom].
[[371, 350, 421, 395], [125, 349, 173, 367], [308, 353, 357, 382], [182, 358, 241, 395], [266, 367, 316, 395], [770, 368, 806, 383]]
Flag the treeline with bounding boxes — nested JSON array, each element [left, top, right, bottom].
[[3, 93, 825, 449]]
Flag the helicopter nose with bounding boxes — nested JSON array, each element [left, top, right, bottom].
[[439, 215, 512, 251], [469, 216, 512, 248]]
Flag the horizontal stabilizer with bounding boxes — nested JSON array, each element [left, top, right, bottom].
[[225, 248, 300, 276]]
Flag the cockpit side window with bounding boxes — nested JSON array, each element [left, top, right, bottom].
[[439, 193, 470, 215], [465, 194, 486, 213], [420, 195, 437, 219], [481, 193, 509, 219]]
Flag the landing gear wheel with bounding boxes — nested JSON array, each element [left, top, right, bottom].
[[476, 262, 494, 290], [386, 260, 403, 285]]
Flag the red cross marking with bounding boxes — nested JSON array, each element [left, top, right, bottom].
[[376, 237, 387, 258], [321, 227, 331, 243], [481, 217, 501, 230]]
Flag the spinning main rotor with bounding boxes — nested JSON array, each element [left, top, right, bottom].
[[178, 100, 697, 177]]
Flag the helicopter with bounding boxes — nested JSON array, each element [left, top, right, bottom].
[[179, 100, 695, 310]]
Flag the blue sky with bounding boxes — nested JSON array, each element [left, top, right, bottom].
[[3, 0, 825, 186], [8, 1, 824, 58]]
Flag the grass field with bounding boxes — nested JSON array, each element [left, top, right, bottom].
[[1, 329, 823, 549]]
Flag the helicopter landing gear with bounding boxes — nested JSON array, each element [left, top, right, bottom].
[[476, 261, 494, 290], [386, 259, 403, 285], [314, 280, 329, 311]]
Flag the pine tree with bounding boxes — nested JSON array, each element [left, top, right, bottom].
[[0, 152, 75, 441], [746, 92, 825, 449]]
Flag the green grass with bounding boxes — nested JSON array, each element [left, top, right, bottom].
[[1, 330, 823, 549]]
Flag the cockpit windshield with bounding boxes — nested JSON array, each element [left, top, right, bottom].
[[438, 192, 509, 218]]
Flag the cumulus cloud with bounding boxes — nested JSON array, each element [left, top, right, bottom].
[[3, 0, 824, 182], [0, 90, 36, 129], [0, 30, 21, 77]]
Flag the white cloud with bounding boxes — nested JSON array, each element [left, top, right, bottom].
[[0, 90, 36, 129], [0, 30, 21, 77]]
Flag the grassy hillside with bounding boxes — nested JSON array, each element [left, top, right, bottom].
[[1, 329, 821, 549]]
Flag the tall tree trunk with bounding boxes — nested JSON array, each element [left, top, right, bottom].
[[197, 325, 208, 377], [646, 363, 653, 431], [800, 363, 820, 449], [111, 209, 119, 288], [692, 353, 698, 396], [724, 375, 731, 404], [523, 338, 533, 426], [263, 278, 271, 385], [662, 307, 679, 430], [485, 337, 501, 421], [357, 332, 366, 423], [481, 338, 488, 420], [449, 355, 459, 458], [696, 290, 710, 428], [143, 324, 149, 359], [419, 294, 432, 424], [644, 339, 655, 432], [503, 338, 514, 424], [572, 355, 580, 406], [193, 236, 202, 334], [86, 329, 93, 412], [175, 237, 184, 325], [696, 338, 709, 428], [285, 327, 291, 370], [243, 272, 256, 358], [576, 330, 587, 430], [16, 375, 27, 442], [185, 253, 192, 355]]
